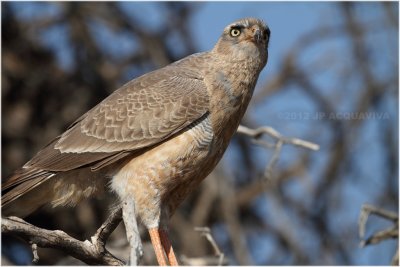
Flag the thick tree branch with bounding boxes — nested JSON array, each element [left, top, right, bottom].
[[2, 210, 124, 265]]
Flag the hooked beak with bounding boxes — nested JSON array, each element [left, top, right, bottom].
[[254, 29, 262, 43], [250, 26, 263, 44]]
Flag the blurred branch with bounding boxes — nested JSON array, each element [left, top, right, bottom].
[[2, 210, 124, 265], [382, 2, 398, 28], [194, 227, 225, 265], [236, 153, 309, 206], [218, 169, 252, 265], [181, 227, 228, 266], [181, 255, 229, 266]]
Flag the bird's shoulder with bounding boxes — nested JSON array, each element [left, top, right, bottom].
[[21, 52, 214, 173], [54, 52, 212, 154]]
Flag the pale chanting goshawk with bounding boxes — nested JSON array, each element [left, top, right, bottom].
[[2, 17, 270, 265]]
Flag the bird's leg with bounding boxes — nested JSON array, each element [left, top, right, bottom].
[[122, 199, 143, 265], [149, 228, 168, 265], [159, 228, 179, 266]]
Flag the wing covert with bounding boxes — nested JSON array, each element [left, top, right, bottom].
[[54, 68, 210, 154]]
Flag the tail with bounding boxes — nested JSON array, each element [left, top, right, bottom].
[[2, 168, 54, 217]]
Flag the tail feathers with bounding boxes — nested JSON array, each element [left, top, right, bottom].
[[2, 169, 54, 217], [2, 168, 53, 191]]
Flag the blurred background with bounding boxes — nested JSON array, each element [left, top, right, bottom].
[[1, 1, 398, 265]]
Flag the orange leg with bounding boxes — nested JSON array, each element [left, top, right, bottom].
[[159, 229, 179, 266], [149, 228, 168, 265]]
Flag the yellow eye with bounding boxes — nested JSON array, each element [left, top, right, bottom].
[[230, 28, 241, 37]]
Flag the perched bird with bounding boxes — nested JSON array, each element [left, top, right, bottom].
[[2, 17, 270, 265]]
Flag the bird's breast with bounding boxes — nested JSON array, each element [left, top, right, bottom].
[[111, 116, 221, 228], [205, 66, 258, 140]]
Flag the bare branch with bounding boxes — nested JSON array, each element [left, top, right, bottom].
[[358, 204, 398, 265], [237, 125, 320, 151], [264, 139, 283, 181], [179, 227, 228, 266], [237, 125, 319, 181], [360, 227, 398, 247], [194, 227, 225, 265], [361, 204, 398, 221], [2, 216, 124, 265], [359, 204, 398, 240], [92, 207, 123, 248]]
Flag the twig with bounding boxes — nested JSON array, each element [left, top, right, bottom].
[[30, 242, 39, 264], [237, 125, 320, 151], [2, 215, 125, 265], [358, 204, 399, 265], [194, 227, 225, 265], [360, 227, 398, 247], [359, 204, 398, 240], [237, 125, 319, 181], [264, 139, 283, 181]]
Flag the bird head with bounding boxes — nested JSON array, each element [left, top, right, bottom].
[[213, 18, 270, 67]]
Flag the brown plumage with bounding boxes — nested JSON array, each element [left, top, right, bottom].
[[2, 17, 270, 265]]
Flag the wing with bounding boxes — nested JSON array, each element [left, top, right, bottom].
[[20, 63, 210, 172]]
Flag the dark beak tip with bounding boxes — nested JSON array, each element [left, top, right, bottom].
[[254, 31, 262, 43], [257, 35, 262, 42]]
